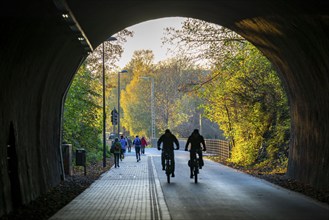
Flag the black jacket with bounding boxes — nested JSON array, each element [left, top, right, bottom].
[[185, 133, 206, 151], [157, 132, 179, 151]]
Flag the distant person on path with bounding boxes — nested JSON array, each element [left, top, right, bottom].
[[157, 129, 179, 177], [185, 129, 206, 178], [120, 135, 127, 160], [141, 136, 148, 154], [133, 135, 142, 162], [127, 136, 132, 152], [111, 138, 122, 168]]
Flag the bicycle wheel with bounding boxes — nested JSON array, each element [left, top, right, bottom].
[[166, 160, 171, 183], [193, 160, 199, 183], [194, 166, 198, 183]]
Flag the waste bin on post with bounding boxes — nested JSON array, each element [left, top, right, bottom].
[[62, 144, 73, 176], [76, 148, 86, 175]]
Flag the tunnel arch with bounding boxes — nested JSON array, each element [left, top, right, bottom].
[[0, 0, 328, 216], [68, 0, 328, 190]]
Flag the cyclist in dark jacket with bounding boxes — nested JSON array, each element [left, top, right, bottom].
[[185, 129, 207, 178], [157, 129, 179, 177]]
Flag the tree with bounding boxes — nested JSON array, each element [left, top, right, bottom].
[[154, 57, 206, 137], [120, 50, 155, 137], [200, 40, 290, 167], [164, 18, 290, 169], [63, 29, 133, 162], [119, 52, 217, 139], [63, 63, 102, 152], [86, 29, 133, 74], [162, 18, 244, 67]]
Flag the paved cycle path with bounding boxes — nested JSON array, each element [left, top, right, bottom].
[[50, 149, 170, 220], [50, 148, 329, 220], [155, 149, 329, 220]]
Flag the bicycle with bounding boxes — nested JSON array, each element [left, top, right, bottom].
[[158, 148, 175, 183], [189, 150, 201, 183], [164, 151, 173, 183]]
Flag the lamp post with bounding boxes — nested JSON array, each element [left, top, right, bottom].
[[139, 76, 155, 139], [102, 36, 117, 168], [118, 70, 128, 138]]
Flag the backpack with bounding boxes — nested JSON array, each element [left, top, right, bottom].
[[134, 138, 141, 145], [114, 143, 120, 151], [120, 139, 127, 147]]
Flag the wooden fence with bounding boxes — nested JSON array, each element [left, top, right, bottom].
[[152, 138, 230, 160], [204, 139, 230, 159]]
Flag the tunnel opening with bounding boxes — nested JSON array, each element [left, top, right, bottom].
[[62, 17, 291, 177], [1, 1, 328, 218]]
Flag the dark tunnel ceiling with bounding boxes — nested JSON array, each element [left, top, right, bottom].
[[65, 0, 329, 50]]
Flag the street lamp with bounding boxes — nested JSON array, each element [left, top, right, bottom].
[[102, 36, 117, 168], [118, 70, 128, 138], [139, 76, 155, 139]]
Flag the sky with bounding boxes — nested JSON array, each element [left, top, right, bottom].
[[116, 17, 186, 68]]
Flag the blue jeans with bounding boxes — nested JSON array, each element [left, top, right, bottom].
[[114, 153, 120, 167], [135, 146, 141, 160]]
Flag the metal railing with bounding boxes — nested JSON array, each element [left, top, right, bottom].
[[151, 138, 230, 160], [204, 139, 230, 159]]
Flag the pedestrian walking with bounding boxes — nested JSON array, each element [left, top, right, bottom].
[[141, 136, 148, 154], [133, 135, 142, 162], [120, 135, 127, 160], [127, 136, 132, 152], [111, 138, 122, 168]]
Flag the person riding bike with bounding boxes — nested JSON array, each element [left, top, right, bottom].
[[185, 129, 207, 178], [157, 129, 179, 177]]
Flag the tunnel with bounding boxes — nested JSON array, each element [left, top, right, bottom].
[[0, 0, 328, 216]]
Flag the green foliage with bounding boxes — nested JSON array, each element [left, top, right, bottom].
[[201, 42, 290, 167], [120, 50, 155, 137], [86, 149, 104, 164], [119, 51, 217, 138], [163, 18, 290, 170], [152, 58, 209, 137], [63, 64, 103, 153], [63, 29, 132, 163]]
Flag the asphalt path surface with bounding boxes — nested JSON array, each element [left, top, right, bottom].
[[149, 148, 329, 220]]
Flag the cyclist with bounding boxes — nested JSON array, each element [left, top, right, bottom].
[[157, 129, 179, 177], [185, 129, 207, 178]]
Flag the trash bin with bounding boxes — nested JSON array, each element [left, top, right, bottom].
[[76, 149, 86, 166]]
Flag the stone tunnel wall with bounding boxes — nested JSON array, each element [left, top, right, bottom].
[[232, 15, 329, 190], [0, 1, 87, 215], [0, 0, 329, 217]]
